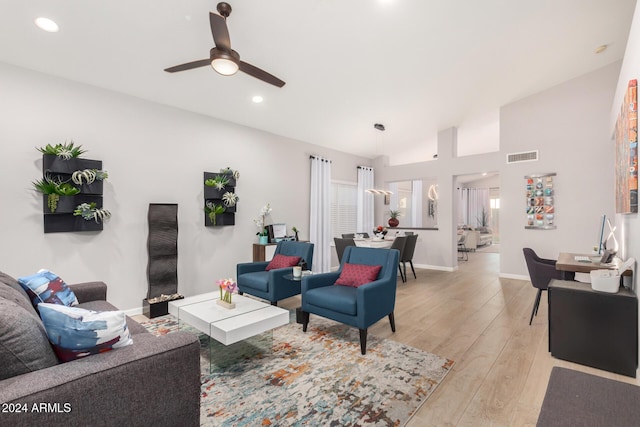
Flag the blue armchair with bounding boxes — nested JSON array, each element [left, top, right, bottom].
[[237, 241, 314, 306], [300, 246, 399, 354]]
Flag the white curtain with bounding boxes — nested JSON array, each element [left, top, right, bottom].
[[388, 182, 399, 213], [411, 179, 423, 227], [459, 188, 490, 227], [357, 167, 375, 234], [310, 156, 332, 273]]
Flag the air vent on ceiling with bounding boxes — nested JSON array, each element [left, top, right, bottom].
[[506, 150, 538, 164]]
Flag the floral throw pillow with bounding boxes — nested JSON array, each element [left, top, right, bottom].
[[38, 303, 133, 363], [17, 269, 78, 309], [335, 263, 383, 288], [266, 254, 301, 271]]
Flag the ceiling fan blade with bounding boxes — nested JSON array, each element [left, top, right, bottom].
[[239, 61, 286, 88], [164, 59, 211, 73], [209, 12, 231, 50]]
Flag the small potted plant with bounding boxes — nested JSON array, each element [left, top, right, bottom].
[[221, 191, 239, 212], [215, 278, 238, 309], [204, 201, 226, 226], [388, 210, 401, 228], [38, 141, 86, 173], [254, 203, 272, 244], [73, 202, 111, 224], [219, 167, 239, 186], [33, 175, 81, 213], [291, 226, 300, 241], [71, 169, 108, 194]]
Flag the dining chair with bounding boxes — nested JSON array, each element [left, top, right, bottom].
[[390, 236, 407, 282], [522, 248, 573, 325], [334, 237, 356, 263], [357, 232, 370, 238], [342, 233, 355, 239], [400, 234, 418, 280], [457, 233, 468, 261]]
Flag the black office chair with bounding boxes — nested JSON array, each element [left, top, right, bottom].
[[400, 234, 418, 280], [390, 236, 407, 283], [334, 237, 356, 263], [523, 248, 573, 325], [342, 233, 355, 239]]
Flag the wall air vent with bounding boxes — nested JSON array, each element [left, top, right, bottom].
[[506, 150, 538, 164]]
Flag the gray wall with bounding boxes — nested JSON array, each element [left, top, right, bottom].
[[500, 61, 620, 278], [0, 62, 370, 312]]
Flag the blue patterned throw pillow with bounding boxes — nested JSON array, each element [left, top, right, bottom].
[[17, 269, 78, 308], [38, 303, 133, 362]]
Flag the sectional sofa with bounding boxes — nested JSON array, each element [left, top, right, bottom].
[[0, 271, 201, 426]]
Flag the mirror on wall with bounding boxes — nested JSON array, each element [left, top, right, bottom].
[[385, 178, 438, 228]]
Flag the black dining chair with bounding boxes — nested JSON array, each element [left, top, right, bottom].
[[400, 234, 418, 280], [523, 248, 573, 325], [358, 232, 370, 238], [334, 237, 356, 263], [390, 236, 407, 282], [341, 233, 355, 239]]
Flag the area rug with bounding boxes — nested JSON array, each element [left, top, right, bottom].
[[141, 313, 454, 426]]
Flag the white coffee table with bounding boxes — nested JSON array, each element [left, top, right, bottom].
[[168, 292, 289, 346]]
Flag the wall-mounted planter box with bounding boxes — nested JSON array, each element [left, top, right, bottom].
[[79, 180, 103, 195], [44, 215, 104, 233], [43, 194, 102, 214], [204, 186, 226, 199], [204, 212, 235, 227], [42, 155, 102, 175]]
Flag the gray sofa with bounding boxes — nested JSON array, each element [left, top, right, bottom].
[[0, 271, 201, 427]]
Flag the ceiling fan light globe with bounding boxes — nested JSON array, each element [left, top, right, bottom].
[[211, 58, 239, 76]]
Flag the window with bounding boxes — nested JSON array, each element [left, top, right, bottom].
[[331, 182, 357, 238]]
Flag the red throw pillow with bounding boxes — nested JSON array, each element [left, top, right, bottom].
[[266, 254, 301, 271], [335, 263, 382, 288]]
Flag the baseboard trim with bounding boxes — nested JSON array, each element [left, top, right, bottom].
[[124, 306, 143, 317], [414, 263, 456, 272], [499, 273, 529, 281]]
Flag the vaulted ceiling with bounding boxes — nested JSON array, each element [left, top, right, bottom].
[[0, 1, 636, 163]]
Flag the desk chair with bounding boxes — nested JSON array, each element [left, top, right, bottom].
[[523, 248, 573, 325]]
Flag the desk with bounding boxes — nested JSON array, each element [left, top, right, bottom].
[[556, 252, 632, 276], [548, 279, 638, 377]]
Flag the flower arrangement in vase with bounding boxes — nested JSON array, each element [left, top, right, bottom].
[[253, 203, 272, 244], [373, 225, 388, 238], [216, 278, 238, 309]]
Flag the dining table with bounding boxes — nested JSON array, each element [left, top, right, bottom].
[[353, 237, 394, 249]]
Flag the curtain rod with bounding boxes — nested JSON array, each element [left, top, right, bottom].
[[357, 166, 373, 170], [309, 155, 331, 163]]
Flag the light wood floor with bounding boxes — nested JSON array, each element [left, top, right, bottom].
[[282, 251, 639, 426], [136, 251, 639, 426]]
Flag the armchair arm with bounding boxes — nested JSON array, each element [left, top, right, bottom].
[[237, 261, 270, 276], [356, 278, 396, 329], [302, 272, 340, 292], [69, 281, 107, 303], [0, 332, 200, 427]]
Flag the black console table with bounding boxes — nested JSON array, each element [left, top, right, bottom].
[[548, 279, 638, 377]]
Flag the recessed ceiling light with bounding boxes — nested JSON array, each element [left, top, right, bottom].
[[594, 44, 608, 54], [252, 95, 263, 104], [35, 17, 59, 33]]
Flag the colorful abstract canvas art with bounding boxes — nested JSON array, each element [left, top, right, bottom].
[[615, 79, 638, 214]]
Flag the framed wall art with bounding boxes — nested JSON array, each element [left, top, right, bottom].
[[614, 79, 638, 214], [525, 173, 556, 229]]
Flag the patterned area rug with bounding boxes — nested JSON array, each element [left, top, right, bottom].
[[141, 313, 453, 426]]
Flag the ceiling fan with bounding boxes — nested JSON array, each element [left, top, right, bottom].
[[164, 2, 285, 88]]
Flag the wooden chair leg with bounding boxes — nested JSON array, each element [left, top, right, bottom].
[[301, 311, 310, 332], [359, 329, 367, 355], [529, 289, 542, 325], [388, 312, 396, 332]]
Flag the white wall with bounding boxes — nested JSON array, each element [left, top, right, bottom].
[[500, 61, 620, 277], [0, 62, 370, 311], [376, 61, 621, 277], [612, 1, 640, 293]]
